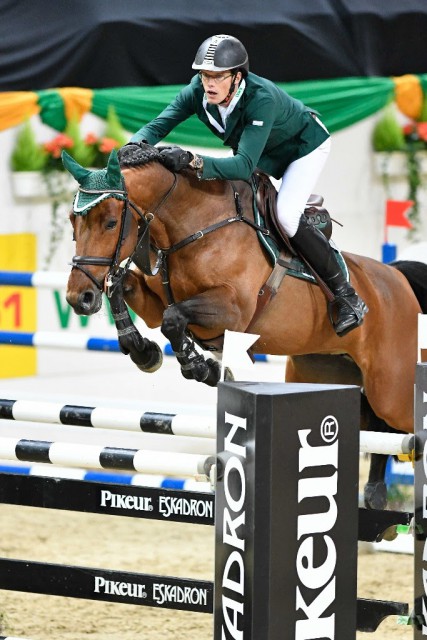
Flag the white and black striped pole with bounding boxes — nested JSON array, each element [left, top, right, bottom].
[[0, 398, 215, 438]]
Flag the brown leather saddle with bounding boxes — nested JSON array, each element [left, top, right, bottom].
[[245, 170, 337, 334], [253, 169, 332, 249]]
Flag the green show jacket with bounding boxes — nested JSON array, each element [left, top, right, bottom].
[[131, 72, 330, 181]]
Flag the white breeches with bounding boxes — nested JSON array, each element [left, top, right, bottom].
[[276, 118, 331, 238]]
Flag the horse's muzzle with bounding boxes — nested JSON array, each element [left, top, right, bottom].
[[66, 287, 103, 316]]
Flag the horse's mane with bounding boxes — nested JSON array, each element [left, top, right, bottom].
[[118, 143, 167, 169]]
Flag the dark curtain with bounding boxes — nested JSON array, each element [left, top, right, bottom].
[[1, 0, 427, 90]]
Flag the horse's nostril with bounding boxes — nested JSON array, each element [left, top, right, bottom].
[[79, 290, 97, 312], [83, 290, 95, 304]]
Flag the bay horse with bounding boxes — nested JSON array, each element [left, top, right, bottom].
[[63, 145, 427, 510]]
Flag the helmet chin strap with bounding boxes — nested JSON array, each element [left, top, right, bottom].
[[219, 72, 238, 105]]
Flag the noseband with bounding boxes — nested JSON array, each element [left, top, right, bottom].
[[71, 176, 177, 294]]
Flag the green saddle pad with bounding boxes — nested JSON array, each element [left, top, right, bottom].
[[250, 182, 349, 283]]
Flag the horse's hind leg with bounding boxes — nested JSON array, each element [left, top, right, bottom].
[[362, 396, 392, 510], [364, 453, 388, 510]]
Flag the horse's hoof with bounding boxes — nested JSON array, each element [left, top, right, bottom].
[[132, 341, 163, 373], [364, 481, 388, 510], [179, 358, 213, 384], [178, 356, 222, 387], [199, 363, 233, 386], [381, 525, 398, 542], [224, 367, 234, 381], [137, 348, 163, 373], [201, 358, 221, 387]]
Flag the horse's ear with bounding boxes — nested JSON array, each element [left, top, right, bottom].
[[61, 151, 91, 183], [106, 149, 122, 188]]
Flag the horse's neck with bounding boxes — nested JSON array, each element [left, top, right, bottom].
[[133, 167, 240, 245], [125, 164, 171, 209], [125, 164, 179, 246]]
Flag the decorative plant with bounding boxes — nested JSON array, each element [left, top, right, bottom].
[[10, 119, 47, 171], [11, 106, 128, 173], [372, 105, 406, 152], [43, 132, 75, 171], [10, 108, 129, 267], [372, 104, 426, 238], [104, 105, 128, 147], [81, 106, 128, 168]]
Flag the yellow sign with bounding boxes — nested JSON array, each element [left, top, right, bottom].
[[0, 233, 36, 377]]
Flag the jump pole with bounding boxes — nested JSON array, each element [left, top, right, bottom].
[[0, 437, 213, 479], [0, 395, 416, 447], [0, 330, 274, 362], [0, 270, 68, 288], [0, 397, 215, 439], [0, 380, 419, 637]]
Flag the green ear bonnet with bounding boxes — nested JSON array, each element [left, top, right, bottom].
[[61, 150, 126, 215]]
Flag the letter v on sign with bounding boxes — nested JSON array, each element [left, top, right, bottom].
[[54, 290, 89, 328], [54, 290, 138, 328]]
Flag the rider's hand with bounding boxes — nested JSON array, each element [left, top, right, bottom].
[[159, 145, 194, 172]]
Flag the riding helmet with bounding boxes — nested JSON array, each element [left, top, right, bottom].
[[192, 35, 249, 73]]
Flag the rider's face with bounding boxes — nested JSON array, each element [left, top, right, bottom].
[[199, 70, 242, 104]]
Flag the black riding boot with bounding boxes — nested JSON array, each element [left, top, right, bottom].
[[291, 216, 368, 337]]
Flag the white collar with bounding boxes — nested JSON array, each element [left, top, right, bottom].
[[203, 79, 246, 134]]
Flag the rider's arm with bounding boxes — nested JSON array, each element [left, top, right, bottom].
[[130, 84, 195, 144], [198, 96, 276, 181]]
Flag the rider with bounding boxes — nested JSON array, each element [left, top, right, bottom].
[[120, 34, 368, 337]]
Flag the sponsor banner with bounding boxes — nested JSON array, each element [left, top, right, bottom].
[[0, 233, 36, 377], [0, 558, 213, 612], [0, 474, 214, 525], [215, 381, 360, 640], [414, 363, 427, 638]]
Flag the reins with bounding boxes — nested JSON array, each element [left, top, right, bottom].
[[151, 181, 271, 306], [71, 174, 272, 307]]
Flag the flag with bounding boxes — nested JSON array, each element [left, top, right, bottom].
[[385, 200, 414, 228], [220, 329, 260, 381]]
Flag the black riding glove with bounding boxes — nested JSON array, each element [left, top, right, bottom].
[[159, 145, 194, 172], [117, 141, 148, 164]]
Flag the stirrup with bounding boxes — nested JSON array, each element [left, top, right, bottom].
[[327, 295, 368, 337]]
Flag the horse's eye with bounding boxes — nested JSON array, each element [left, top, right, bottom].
[[106, 219, 117, 230]]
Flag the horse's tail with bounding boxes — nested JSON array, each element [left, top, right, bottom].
[[392, 260, 427, 313]]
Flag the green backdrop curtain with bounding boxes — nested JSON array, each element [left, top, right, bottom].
[[88, 77, 397, 147], [3, 74, 424, 147]]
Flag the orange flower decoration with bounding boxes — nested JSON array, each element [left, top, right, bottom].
[[99, 137, 120, 153], [402, 123, 416, 136], [417, 122, 427, 142], [44, 134, 74, 158], [84, 132, 99, 145]]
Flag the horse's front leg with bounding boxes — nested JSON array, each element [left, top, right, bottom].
[[161, 287, 242, 387], [108, 271, 164, 373]]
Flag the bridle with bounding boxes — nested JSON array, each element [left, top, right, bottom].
[[71, 173, 268, 306], [71, 175, 178, 295]]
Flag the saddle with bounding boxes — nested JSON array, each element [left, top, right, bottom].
[[245, 171, 338, 334], [253, 169, 333, 250]]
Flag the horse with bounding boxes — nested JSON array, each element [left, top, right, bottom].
[[63, 145, 427, 511]]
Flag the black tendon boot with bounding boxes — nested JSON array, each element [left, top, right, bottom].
[[291, 216, 368, 336]]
